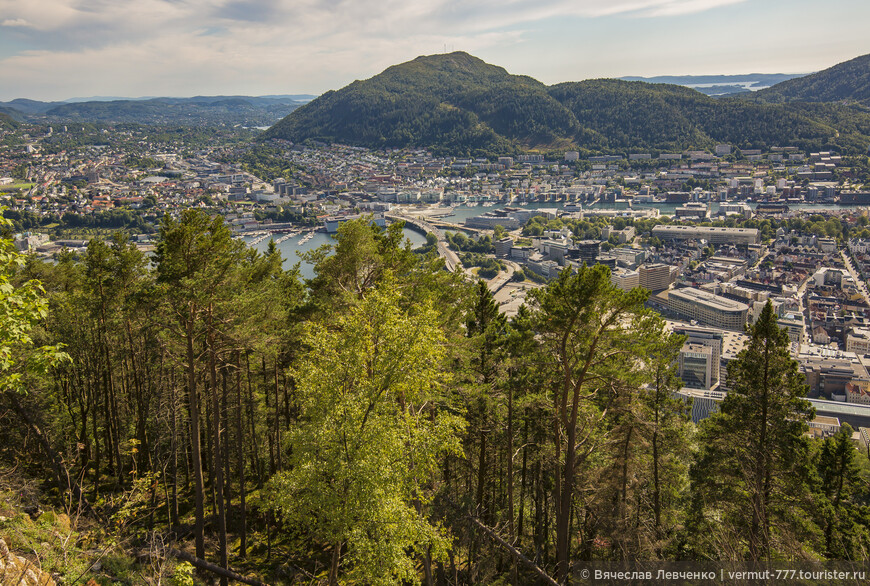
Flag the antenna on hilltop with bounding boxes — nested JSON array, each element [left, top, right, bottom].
[[444, 43, 447, 54]]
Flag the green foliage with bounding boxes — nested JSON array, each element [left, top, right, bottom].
[[551, 79, 839, 152], [445, 231, 494, 254], [171, 561, 195, 586], [0, 112, 18, 130], [39, 96, 301, 127], [267, 286, 463, 584], [9, 183, 870, 586], [459, 252, 502, 277], [531, 264, 686, 573], [814, 423, 870, 559], [303, 217, 416, 307], [230, 144, 307, 183], [0, 208, 155, 235], [412, 231, 439, 256], [0, 511, 94, 583], [155, 209, 246, 303], [124, 155, 163, 170], [265, 52, 527, 156], [0, 216, 67, 392]]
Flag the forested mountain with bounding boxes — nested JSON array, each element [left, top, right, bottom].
[[754, 53, 870, 105], [0, 98, 66, 115], [549, 79, 835, 152], [267, 51, 870, 155], [2, 212, 870, 584], [265, 52, 574, 155]]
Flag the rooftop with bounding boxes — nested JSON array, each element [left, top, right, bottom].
[[669, 287, 750, 313]]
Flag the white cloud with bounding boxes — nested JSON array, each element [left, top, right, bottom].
[[638, 0, 748, 17], [0, 0, 819, 100], [1, 18, 31, 27]]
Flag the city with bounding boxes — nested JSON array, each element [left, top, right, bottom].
[[2, 2, 870, 581], [5, 119, 870, 438]]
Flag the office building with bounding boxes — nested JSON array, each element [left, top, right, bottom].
[[671, 325, 724, 387], [651, 225, 760, 245], [638, 263, 675, 292], [664, 288, 749, 330], [611, 268, 639, 291], [494, 237, 514, 258], [847, 328, 870, 355], [679, 343, 715, 390]]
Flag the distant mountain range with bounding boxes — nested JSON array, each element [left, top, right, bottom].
[[618, 74, 806, 96], [265, 51, 870, 156], [58, 94, 318, 104], [4, 53, 870, 156], [0, 95, 317, 127]]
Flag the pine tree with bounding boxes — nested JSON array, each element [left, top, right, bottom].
[[691, 301, 814, 561], [816, 423, 870, 559], [155, 209, 246, 567], [531, 264, 668, 579]]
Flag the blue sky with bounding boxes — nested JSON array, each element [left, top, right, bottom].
[[0, 0, 868, 101]]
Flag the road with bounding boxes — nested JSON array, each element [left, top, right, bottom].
[[486, 259, 517, 293], [841, 249, 870, 301], [387, 213, 461, 272], [388, 212, 520, 295]]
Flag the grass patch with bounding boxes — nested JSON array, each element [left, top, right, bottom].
[[0, 183, 34, 192]]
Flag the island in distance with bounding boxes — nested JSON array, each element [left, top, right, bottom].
[[618, 73, 806, 96]]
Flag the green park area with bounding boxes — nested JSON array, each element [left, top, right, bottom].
[[0, 182, 34, 192]]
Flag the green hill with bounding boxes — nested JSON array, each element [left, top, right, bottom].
[[550, 79, 837, 152], [264, 52, 576, 155], [266, 52, 870, 155], [754, 53, 870, 105], [0, 112, 19, 130]]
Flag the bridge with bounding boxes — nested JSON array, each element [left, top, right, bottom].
[[387, 214, 519, 296], [387, 213, 461, 272]]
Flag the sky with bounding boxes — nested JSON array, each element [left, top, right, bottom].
[[1, 0, 869, 102]]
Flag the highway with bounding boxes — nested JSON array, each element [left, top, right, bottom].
[[388, 213, 518, 294]]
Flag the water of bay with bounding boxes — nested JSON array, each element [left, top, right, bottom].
[[244, 227, 427, 280], [245, 200, 855, 279]]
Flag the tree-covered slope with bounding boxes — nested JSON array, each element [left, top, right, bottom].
[[550, 79, 838, 151], [754, 53, 870, 105], [264, 52, 578, 155], [0, 112, 19, 130], [549, 80, 713, 151]]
